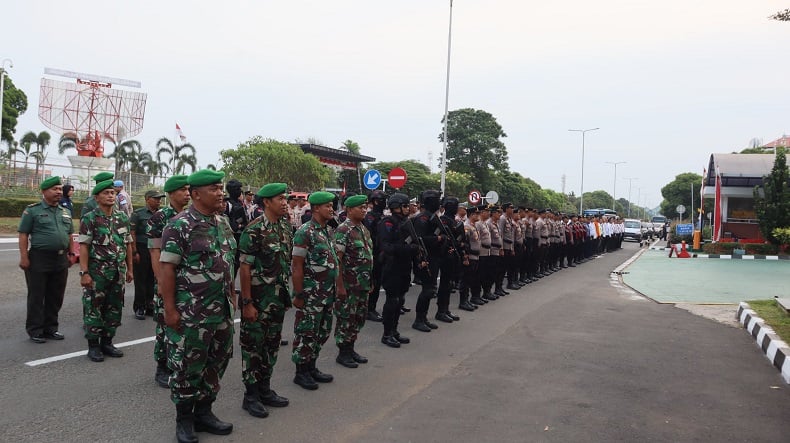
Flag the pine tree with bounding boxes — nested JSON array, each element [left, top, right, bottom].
[[754, 147, 790, 243]]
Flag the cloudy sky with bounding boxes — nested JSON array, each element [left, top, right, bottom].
[[4, 1, 790, 208]]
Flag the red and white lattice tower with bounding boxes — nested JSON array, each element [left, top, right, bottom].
[[38, 68, 147, 158]]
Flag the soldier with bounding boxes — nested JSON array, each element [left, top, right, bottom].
[[333, 194, 374, 367], [459, 206, 482, 309], [411, 190, 444, 332], [487, 205, 507, 296], [378, 193, 417, 347], [78, 179, 134, 362], [130, 189, 165, 320], [291, 191, 340, 390], [435, 196, 465, 322], [146, 175, 190, 388], [81, 171, 114, 218], [476, 205, 496, 301], [18, 176, 73, 343], [363, 190, 387, 323], [159, 169, 236, 442], [239, 183, 293, 417]]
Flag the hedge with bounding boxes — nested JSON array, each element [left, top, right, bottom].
[[0, 198, 83, 217], [701, 242, 781, 255]]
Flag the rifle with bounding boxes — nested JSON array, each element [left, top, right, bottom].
[[402, 216, 431, 277], [432, 213, 462, 262]]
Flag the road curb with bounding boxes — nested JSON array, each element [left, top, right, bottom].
[[737, 302, 790, 383]]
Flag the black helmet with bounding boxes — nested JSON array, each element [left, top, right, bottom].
[[441, 196, 459, 207], [387, 193, 410, 209], [420, 190, 441, 204], [370, 190, 386, 201]]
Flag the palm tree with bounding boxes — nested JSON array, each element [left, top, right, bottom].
[[106, 139, 143, 176], [58, 133, 78, 155], [139, 152, 170, 177], [156, 137, 197, 175], [16, 139, 36, 187], [20, 131, 51, 183]]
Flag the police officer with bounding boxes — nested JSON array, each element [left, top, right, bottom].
[[80, 171, 114, 218], [476, 205, 496, 301], [18, 176, 73, 343], [238, 183, 293, 417], [411, 190, 444, 332], [363, 190, 387, 322], [488, 205, 507, 296], [377, 193, 416, 348], [78, 179, 134, 362], [291, 191, 340, 390], [160, 169, 236, 442], [499, 203, 520, 290], [435, 196, 464, 322], [130, 189, 165, 320], [459, 206, 483, 309]]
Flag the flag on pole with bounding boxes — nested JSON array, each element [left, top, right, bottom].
[[713, 165, 722, 242], [699, 168, 706, 228], [176, 123, 187, 142]]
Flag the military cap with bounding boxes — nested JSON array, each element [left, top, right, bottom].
[[502, 202, 513, 210], [164, 175, 189, 193], [92, 179, 115, 195], [257, 182, 287, 198], [538, 209, 547, 214], [344, 194, 367, 208], [466, 205, 478, 215], [144, 189, 166, 199], [187, 169, 225, 187], [488, 204, 501, 212], [39, 176, 61, 190], [477, 205, 489, 212], [308, 191, 335, 205], [93, 172, 114, 182]]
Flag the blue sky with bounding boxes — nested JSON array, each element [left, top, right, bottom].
[[4, 0, 790, 208]]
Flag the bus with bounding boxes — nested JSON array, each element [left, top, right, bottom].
[[582, 208, 618, 218]]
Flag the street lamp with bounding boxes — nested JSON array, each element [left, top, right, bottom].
[[605, 161, 626, 211], [569, 127, 599, 214], [439, 0, 454, 195], [623, 177, 638, 217], [0, 58, 13, 145]]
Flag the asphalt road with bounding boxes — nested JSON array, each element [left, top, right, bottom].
[[1, 241, 789, 442]]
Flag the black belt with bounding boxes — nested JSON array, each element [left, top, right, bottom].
[[31, 248, 68, 255], [491, 243, 502, 248], [469, 250, 480, 256], [541, 236, 548, 239], [504, 239, 513, 244], [481, 244, 491, 249]]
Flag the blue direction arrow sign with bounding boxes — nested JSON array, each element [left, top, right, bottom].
[[363, 169, 382, 190]]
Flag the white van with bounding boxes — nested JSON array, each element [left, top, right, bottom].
[[623, 218, 643, 242]]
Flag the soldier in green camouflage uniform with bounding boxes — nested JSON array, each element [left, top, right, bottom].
[[333, 194, 373, 368], [159, 169, 236, 442], [145, 175, 190, 388], [238, 183, 293, 418], [78, 179, 134, 362], [291, 191, 339, 391]]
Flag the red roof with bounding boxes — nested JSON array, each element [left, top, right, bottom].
[[762, 136, 790, 148]]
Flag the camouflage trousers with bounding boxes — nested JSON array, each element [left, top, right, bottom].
[[152, 286, 166, 366], [166, 317, 234, 405], [333, 286, 367, 346], [83, 262, 126, 341], [240, 284, 287, 385], [291, 293, 334, 365]]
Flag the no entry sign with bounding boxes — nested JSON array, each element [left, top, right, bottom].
[[388, 167, 407, 189]]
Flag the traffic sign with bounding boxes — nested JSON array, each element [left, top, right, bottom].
[[676, 204, 686, 215], [676, 223, 693, 235], [388, 167, 408, 189], [468, 189, 482, 205], [485, 190, 499, 204], [363, 169, 381, 190]]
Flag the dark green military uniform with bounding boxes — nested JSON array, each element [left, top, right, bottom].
[[333, 217, 373, 346], [79, 207, 132, 342], [131, 204, 157, 315], [146, 205, 180, 371], [160, 204, 237, 405], [19, 187, 73, 341]]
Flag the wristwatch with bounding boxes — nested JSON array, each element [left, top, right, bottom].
[[241, 298, 253, 306], [79, 271, 88, 276]]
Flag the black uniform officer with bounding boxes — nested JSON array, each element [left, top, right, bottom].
[[130, 189, 165, 319], [18, 176, 73, 343], [411, 190, 444, 332], [435, 196, 464, 322], [363, 190, 387, 322]]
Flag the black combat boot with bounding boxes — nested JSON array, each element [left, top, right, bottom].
[[393, 331, 410, 343], [435, 312, 454, 323], [155, 362, 170, 388], [381, 333, 401, 348], [100, 337, 124, 358], [259, 378, 289, 407], [469, 295, 486, 306], [175, 401, 198, 443], [194, 398, 233, 435], [336, 343, 358, 368], [242, 383, 269, 418], [507, 280, 520, 290], [293, 364, 318, 390], [87, 340, 104, 362], [308, 360, 334, 383], [412, 314, 432, 332], [350, 343, 368, 364]]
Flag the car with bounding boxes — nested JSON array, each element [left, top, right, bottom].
[[623, 218, 643, 242]]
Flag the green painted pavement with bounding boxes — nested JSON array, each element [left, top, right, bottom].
[[622, 249, 790, 303]]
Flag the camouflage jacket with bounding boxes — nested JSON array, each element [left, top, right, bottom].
[[78, 208, 132, 263], [145, 206, 180, 249], [160, 205, 237, 324], [334, 219, 373, 292], [292, 219, 338, 298], [238, 214, 293, 289]]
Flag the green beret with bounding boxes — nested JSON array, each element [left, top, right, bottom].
[[344, 195, 367, 208], [92, 179, 115, 196], [93, 172, 114, 182], [187, 169, 225, 187], [308, 191, 335, 205], [257, 182, 287, 198], [163, 175, 189, 193], [39, 176, 61, 190]]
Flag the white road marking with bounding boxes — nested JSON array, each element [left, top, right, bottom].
[[25, 318, 242, 367]]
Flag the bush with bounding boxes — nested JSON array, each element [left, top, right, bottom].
[[0, 198, 83, 218], [745, 243, 779, 255], [773, 227, 790, 245], [701, 242, 780, 255]]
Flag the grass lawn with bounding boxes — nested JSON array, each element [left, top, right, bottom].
[[747, 299, 790, 345]]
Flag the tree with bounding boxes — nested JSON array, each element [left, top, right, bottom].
[[341, 139, 361, 155], [106, 139, 145, 175], [365, 160, 435, 198], [770, 9, 790, 21], [659, 172, 705, 220], [440, 108, 509, 192], [15, 138, 36, 187], [1, 75, 29, 147], [58, 133, 78, 155], [155, 137, 197, 175], [754, 147, 790, 244], [220, 137, 331, 191]]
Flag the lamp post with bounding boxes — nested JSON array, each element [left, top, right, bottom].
[[605, 161, 626, 211], [0, 58, 14, 145], [623, 177, 637, 217], [569, 127, 599, 214], [439, 0, 454, 195]]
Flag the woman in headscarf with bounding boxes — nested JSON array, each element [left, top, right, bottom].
[[59, 184, 74, 216]]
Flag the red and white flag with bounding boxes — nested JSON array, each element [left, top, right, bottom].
[[713, 165, 722, 242], [176, 123, 187, 142]]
